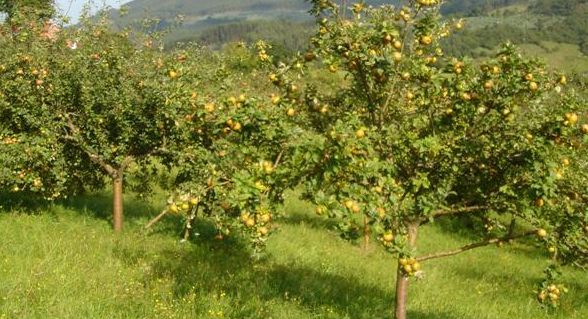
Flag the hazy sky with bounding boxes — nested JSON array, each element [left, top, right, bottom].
[[55, 0, 132, 23]]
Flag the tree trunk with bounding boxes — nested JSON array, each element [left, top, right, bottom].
[[363, 215, 370, 251], [395, 222, 419, 319], [112, 174, 123, 232]]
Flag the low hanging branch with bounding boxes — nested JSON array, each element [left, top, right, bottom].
[[420, 205, 488, 225], [144, 209, 168, 229], [273, 150, 284, 168], [416, 230, 536, 262]]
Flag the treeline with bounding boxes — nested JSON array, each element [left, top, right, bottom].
[[163, 0, 588, 60], [529, 0, 588, 15], [172, 20, 314, 55], [441, 0, 528, 16]]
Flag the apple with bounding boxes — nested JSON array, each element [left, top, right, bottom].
[[420, 35, 433, 45], [315, 206, 325, 215], [287, 108, 296, 116], [355, 129, 366, 138], [344, 200, 355, 209], [403, 264, 413, 273], [259, 214, 271, 223], [376, 207, 386, 218], [383, 232, 394, 242], [565, 113, 578, 125], [204, 103, 215, 113], [536, 228, 547, 238], [393, 52, 402, 62], [258, 226, 269, 235], [483, 80, 493, 90]]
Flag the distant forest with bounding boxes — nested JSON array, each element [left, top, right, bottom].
[[156, 0, 587, 58]]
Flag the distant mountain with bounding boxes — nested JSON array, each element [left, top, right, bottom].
[[106, 0, 587, 71], [109, 0, 396, 48], [108, 0, 527, 46]]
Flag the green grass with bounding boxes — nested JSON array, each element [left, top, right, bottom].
[[1, 192, 587, 319], [518, 41, 588, 74]]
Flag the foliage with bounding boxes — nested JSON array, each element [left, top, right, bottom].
[[154, 41, 303, 253], [0, 15, 191, 229], [259, 0, 587, 316], [0, 0, 54, 20]]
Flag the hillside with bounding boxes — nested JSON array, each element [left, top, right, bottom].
[[106, 0, 588, 74]]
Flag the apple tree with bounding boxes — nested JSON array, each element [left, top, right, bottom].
[[146, 41, 302, 254], [0, 16, 192, 231], [0, 0, 54, 22], [262, 1, 587, 318]]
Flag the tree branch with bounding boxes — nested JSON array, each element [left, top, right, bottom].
[[421, 205, 488, 225], [144, 209, 168, 229], [62, 114, 117, 177], [273, 150, 284, 168], [416, 230, 536, 262]]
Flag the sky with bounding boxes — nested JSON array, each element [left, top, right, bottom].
[[55, 0, 133, 23]]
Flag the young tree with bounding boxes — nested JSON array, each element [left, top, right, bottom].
[[264, 1, 587, 318], [147, 41, 301, 253]]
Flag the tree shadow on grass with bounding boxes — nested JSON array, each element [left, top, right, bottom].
[[279, 210, 340, 230], [427, 214, 548, 262], [119, 234, 463, 319], [56, 191, 188, 235], [0, 191, 52, 213]]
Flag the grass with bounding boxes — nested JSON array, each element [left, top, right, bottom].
[[1, 191, 587, 319], [518, 41, 588, 74]]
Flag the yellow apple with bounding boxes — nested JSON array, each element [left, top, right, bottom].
[[355, 129, 366, 138], [536, 228, 547, 238]]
